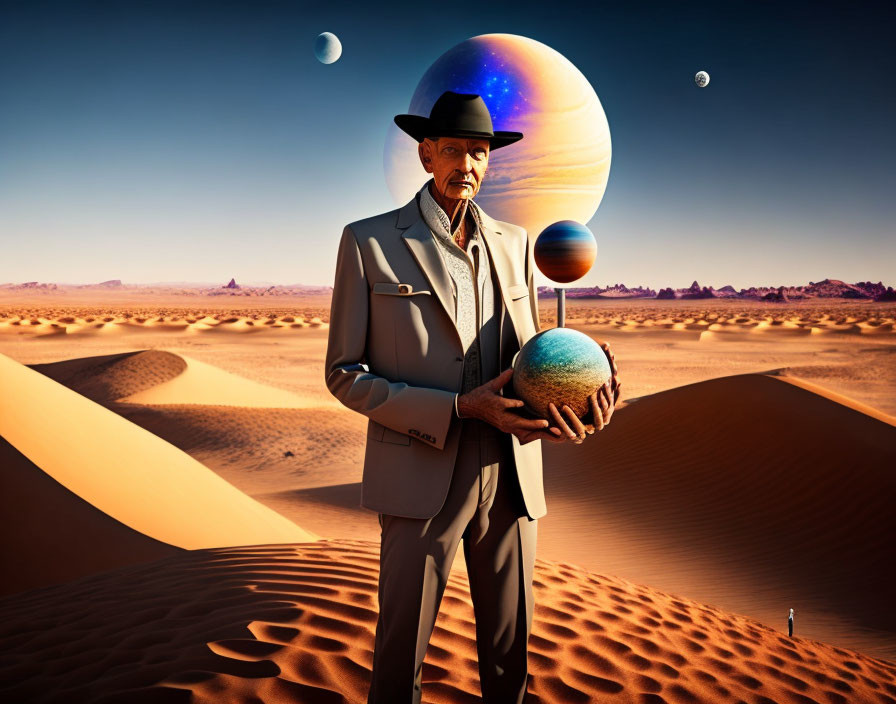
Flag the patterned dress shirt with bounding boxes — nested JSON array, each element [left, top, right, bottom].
[[416, 179, 501, 423]]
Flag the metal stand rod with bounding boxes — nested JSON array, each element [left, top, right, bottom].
[[556, 287, 566, 328]]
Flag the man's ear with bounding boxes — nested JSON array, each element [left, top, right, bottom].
[[418, 141, 433, 174]]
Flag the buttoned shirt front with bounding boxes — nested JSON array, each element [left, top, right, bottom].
[[416, 179, 501, 423]]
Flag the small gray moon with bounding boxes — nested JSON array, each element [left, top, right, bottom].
[[314, 32, 342, 64], [695, 70, 710, 88]]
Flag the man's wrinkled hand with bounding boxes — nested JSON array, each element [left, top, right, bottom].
[[545, 340, 622, 444], [457, 368, 567, 445]]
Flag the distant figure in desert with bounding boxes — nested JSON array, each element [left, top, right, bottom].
[[325, 90, 620, 703], [789, 608, 795, 637]]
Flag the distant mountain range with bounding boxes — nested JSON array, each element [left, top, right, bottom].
[[538, 279, 896, 302], [2, 277, 895, 301], [0, 279, 333, 296]]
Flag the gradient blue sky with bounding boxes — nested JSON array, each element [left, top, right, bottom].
[[1, 0, 893, 289]]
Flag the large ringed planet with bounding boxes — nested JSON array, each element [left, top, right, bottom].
[[384, 33, 611, 243]]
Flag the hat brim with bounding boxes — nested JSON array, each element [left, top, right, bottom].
[[394, 114, 523, 150]]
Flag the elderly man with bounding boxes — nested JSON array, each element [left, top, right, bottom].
[[325, 90, 620, 704]]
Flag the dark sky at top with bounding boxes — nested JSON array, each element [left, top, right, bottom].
[[1, 0, 893, 287]]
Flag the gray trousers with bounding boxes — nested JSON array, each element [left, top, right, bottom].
[[367, 418, 538, 704]]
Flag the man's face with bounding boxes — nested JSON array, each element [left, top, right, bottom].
[[419, 137, 490, 201]]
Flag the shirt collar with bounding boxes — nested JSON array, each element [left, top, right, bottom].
[[417, 178, 483, 245]]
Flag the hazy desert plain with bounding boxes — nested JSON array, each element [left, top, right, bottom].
[[1, 291, 894, 703]]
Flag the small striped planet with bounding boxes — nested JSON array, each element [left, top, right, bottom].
[[534, 220, 597, 283], [512, 327, 612, 419]]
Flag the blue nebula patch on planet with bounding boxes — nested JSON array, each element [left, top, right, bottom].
[[406, 42, 529, 133]]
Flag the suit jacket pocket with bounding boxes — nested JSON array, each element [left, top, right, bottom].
[[369, 420, 410, 445], [373, 282, 431, 296], [380, 426, 411, 445], [506, 283, 529, 301]]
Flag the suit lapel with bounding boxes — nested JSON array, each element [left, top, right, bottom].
[[401, 220, 458, 332], [476, 208, 526, 351], [396, 190, 524, 352], [397, 195, 458, 336]]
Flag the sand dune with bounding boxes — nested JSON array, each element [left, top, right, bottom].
[[115, 351, 336, 407], [25, 348, 363, 475], [24, 348, 370, 536], [1, 540, 893, 703], [3, 296, 896, 694], [30, 348, 334, 408], [28, 349, 189, 405], [538, 372, 896, 657], [18, 345, 896, 657], [0, 351, 317, 597], [0, 437, 180, 597], [116, 404, 366, 475]]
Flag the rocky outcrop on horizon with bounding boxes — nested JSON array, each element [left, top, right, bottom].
[[0, 281, 59, 292], [761, 286, 790, 303], [873, 286, 896, 301], [538, 283, 657, 299], [202, 283, 333, 297], [2, 278, 893, 300], [679, 281, 716, 299], [539, 279, 894, 301], [0, 281, 334, 297]]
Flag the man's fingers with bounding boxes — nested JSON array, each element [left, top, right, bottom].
[[548, 403, 576, 441], [588, 392, 600, 426], [529, 428, 568, 444], [590, 390, 605, 431], [600, 341, 614, 358], [581, 395, 596, 435], [599, 382, 612, 425], [489, 367, 514, 391], [512, 416, 551, 431], [562, 404, 585, 445], [613, 380, 623, 404], [591, 387, 605, 431], [562, 405, 586, 443], [500, 397, 525, 409], [600, 341, 618, 376]]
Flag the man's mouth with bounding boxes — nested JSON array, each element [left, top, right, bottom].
[[451, 181, 473, 186]]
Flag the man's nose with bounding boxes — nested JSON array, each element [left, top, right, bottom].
[[461, 152, 473, 171]]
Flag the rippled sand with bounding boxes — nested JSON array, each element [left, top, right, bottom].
[[1, 294, 894, 701]]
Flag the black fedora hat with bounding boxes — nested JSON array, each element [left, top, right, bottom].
[[394, 90, 523, 150]]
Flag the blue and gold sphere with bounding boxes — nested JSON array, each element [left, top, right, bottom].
[[512, 327, 611, 419], [534, 220, 597, 283]]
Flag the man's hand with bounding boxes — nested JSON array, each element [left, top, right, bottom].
[[457, 368, 568, 445], [547, 340, 622, 445]]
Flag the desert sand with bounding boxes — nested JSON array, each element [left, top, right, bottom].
[[3, 540, 895, 704], [1, 294, 894, 702]]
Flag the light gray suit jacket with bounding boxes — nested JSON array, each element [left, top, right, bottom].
[[324, 190, 546, 520]]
